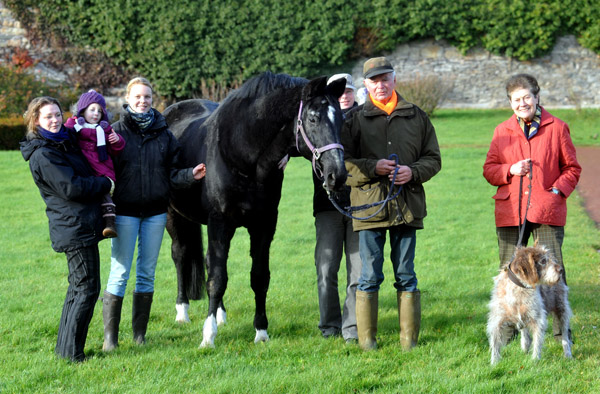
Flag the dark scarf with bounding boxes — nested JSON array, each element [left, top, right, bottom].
[[37, 125, 70, 142], [517, 105, 542, 139], [126, 106, 155, 131]]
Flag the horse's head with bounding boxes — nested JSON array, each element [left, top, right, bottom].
[[296, 76, 348, 193]]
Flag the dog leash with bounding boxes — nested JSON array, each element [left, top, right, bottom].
[[517, 160, 533, 246]]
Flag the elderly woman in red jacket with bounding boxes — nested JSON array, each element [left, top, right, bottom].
[[484, 73, 581, 272], [483, 74, 581, 337]]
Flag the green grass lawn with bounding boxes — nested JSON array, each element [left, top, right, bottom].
[[1, 109, 599, 393]]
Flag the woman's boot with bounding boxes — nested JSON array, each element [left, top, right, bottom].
[[398, 290, 421, 350], [356, 290, 378, 350], [132, 291, 153, 345], [102, 291, 123, 351]]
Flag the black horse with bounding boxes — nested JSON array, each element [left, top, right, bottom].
[[163, 72, 347, 347]]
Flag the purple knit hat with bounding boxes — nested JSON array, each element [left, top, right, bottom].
[[76, 89, 108, 121]]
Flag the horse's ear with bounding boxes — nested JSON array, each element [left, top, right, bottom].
[[326, 77, 346, 100], [303, 76, 328, 101]]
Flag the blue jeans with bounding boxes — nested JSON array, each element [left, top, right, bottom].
[[106, 214, 167, 297], [357, 226, 418, 292]]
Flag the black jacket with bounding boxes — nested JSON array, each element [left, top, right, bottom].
[[111, 107, 196, 217], [20, 131, 110, 253]]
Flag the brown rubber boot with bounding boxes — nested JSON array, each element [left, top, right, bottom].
[[132, 291, 154, 345], [102, 203, 118, 238], [102, 291, 123, 351], [399, 290, 421, 351], [356, 290, 378, 351]]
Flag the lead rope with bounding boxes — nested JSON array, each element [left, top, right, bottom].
[[517, 160, 533, 245], [327, 153, 403, 221]]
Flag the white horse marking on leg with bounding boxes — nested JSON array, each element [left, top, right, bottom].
[[175, 303, 190, 323], [200, 315, 217, 348], [254, 329, 269, 343], [216, 307, 227, 327]]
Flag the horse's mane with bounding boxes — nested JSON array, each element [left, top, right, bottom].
[[223, 71, 307, 102]]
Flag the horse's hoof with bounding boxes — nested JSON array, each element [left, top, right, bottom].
[[254, 329, 269, 343], [175, 303, 190, 323], [200, 315, 218, 348], [216, 307, 226, 327], [199, 340, 215, 349]]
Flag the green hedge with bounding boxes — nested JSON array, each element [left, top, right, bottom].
[[5, 0, 599, 100], [0, 117, 25, 150]]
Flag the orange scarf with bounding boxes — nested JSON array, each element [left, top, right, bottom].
[[370, 91, 397, 115]]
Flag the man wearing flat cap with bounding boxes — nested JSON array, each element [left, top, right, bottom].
[[341, 57, 441, 351]]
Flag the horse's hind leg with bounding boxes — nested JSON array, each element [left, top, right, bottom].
[[200, 216, 235, 348], [167, 207, 205, 323], [248, 222, 276, 344]]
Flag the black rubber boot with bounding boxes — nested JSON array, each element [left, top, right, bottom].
[[132, 291, 154, 345], [102, 291, 123, 351]]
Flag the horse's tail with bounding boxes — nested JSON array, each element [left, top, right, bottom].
[[167, 205, 207, 301], [186, 256, 206, 300]]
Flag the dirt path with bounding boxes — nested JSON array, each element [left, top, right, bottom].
[[575, 146, 600, 227]]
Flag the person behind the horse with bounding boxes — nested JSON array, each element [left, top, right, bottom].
[[21, 96, 112, 362], [341, 57, 442, 351], [65, 90, 126, 238], [101, 77, 206, 352], [483, 73, 581, 341], [312, 73, 361, 343]]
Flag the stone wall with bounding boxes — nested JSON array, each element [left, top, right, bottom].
[[350, 36, 600, 109], [0, 1, 27, 50], [2, 1, 599, 109], [0, 0, 69, 83]]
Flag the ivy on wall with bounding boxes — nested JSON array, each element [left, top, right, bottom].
[[5, 0, 599, 100]]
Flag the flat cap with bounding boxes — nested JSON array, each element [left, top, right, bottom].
[[363, 57, 394, 80]]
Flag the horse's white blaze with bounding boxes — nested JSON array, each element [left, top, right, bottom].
[[254, 329, 269, 343], [175, 303, 190, 323], [200, 315, 218, 348], [216, 307, 227, 327], [327, 105, 336, 126]]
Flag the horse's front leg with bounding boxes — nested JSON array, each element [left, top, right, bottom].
[[249, 222, 276, 344], [200, 217, 235, 348], [167, 207, 205, 324]]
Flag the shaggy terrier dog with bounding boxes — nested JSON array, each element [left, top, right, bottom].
[[486, 245, 573, 365]]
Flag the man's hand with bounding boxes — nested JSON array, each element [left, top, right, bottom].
[[388, 165, 412, 185], [376, 159, 412, 185], [375, 159, 397, 176]]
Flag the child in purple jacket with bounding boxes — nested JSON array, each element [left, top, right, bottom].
[[65, 90, 126, 237]]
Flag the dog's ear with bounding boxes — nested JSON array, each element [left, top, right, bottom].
[[512, 248, 538, 286], [526, 251, 540, 284]]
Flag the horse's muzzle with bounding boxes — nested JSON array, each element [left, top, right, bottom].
[[323, 169, 347, 193]]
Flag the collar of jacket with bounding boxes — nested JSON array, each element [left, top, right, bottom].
[[508, 106, 554, 135], [362, 90, 414, 117]]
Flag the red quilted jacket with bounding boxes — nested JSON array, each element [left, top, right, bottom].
[[483, 107, 581, 227]]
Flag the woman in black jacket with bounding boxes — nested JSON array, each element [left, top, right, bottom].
[[102, 77, 205, 351], [20, 96, 112, 362]]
